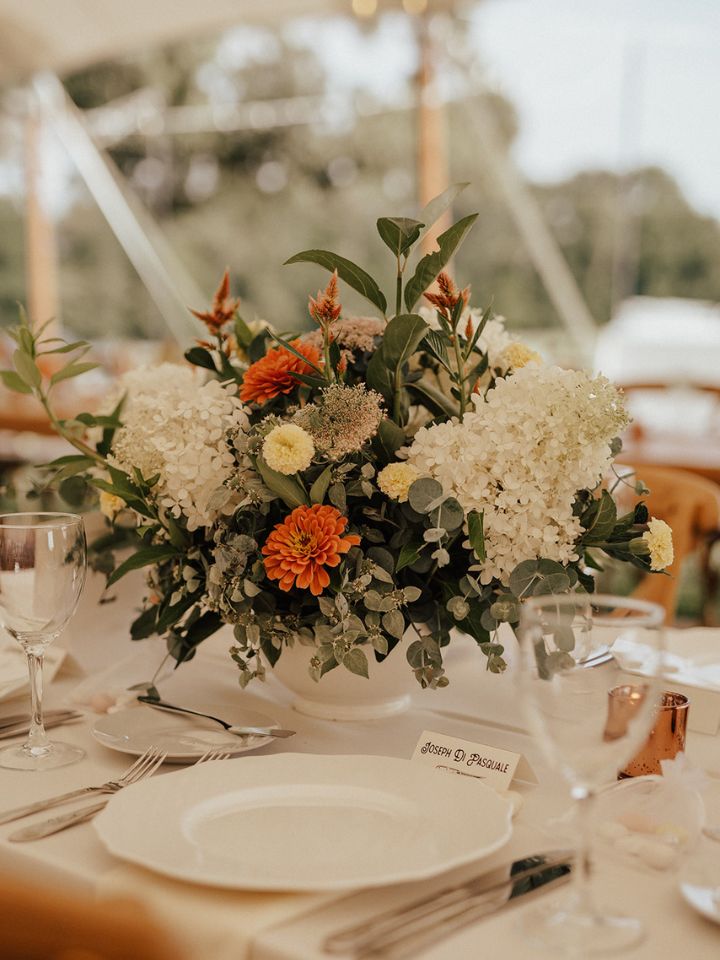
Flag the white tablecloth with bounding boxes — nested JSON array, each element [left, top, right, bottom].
[[1, 584, 719, 959]]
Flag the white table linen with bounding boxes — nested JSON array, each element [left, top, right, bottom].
[[0, 595, 719, 960]]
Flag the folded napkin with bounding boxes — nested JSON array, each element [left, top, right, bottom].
[[96, 865, 331, 960], [0, 633, 67, 704]]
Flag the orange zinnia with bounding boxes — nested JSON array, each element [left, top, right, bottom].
[[262, 504, 360, 596], [240, 339, 322, 404]]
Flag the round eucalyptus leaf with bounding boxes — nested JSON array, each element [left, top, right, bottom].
[[408, 477, 444, 514], [431, 496, 464, 532]]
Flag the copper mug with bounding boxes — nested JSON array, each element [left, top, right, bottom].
[[606, 686, 690, 778]]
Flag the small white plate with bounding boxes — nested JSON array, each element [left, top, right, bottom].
[[680, 854, 720, 925], [92, 704, 281, 763], [94, 753, 513, 891]]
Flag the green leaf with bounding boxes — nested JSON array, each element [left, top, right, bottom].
[[50, 361, 100, 386], [234, 315, 255, 349], [256, 456, 309, 508], [107, 544, 180, 587], [309, 465, 333, 504], [396, 541, 422, 572], [288, 370, 328, 389], [366, 313, 428, 407], [266, 330, 325, 377], [382, 609, 405, 639], [467, 510, 485, 561], [403, 214, 479, 312], [59, 475, 89, 508], [420, 330, 451, 369], [0, 369, 32, 394], [381, 313, 429, 368], [342, 647, 369, 678], [285, 249, 387, 314], [417, 183, 469, 241], [404, 379, 459, 419], [373, 419, 406, 460], [37, 339, 89, 355], [376, 217, 424, 257], [184, 346, 217, 371], [328, 482, 346, 511], [408, 477, 444, 514], [13, 349, 41, 389], [581, 491, 618, 544], [432, 497, 464, 532], [508, 558, 569, 599]]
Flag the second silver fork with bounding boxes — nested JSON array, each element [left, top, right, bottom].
[[8, 748, 168, 842], [0, 746, 167, 825], [8, 748, 233, 842]]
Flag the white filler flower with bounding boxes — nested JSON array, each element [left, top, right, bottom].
[[109, 363, 249, 531], [406, 364, 629, 584], [643, 518, 674, 571]]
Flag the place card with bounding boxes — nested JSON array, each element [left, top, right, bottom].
[[411, 729, 537, 791]]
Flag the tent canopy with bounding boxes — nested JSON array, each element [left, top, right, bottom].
[[0, 0, 383, 84]]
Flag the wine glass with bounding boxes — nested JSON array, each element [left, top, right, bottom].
[[517, 593, 664, 955], [0, 513, 87, 770]]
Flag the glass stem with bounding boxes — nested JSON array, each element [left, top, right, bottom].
[[571, 785, 597, 916], [25, 646, 49, 754]]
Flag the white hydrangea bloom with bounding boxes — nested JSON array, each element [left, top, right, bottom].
[[109, 363, 249, 531], [405, 364, 629, 584]]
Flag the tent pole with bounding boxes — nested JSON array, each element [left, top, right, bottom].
[[416, 15, 451, 254], [23, 105, 60, 332], [31, 72, 203, 345]]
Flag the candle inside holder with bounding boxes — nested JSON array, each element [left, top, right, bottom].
[[606, 685, 689, 778]]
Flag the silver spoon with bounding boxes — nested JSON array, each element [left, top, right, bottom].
[[137, 696, 296, 739]]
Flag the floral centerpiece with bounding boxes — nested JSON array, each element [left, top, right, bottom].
[[1, 187, 672, 692]]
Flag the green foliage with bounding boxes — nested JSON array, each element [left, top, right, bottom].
[[284, 249, 387, 315], [403, 215, 479, 311]]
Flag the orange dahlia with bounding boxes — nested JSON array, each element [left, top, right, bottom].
[[240, 339, 322, 404], [262, 504, 360, 596]]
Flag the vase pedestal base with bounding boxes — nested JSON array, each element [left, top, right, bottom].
[[288, 692, 412, 722]]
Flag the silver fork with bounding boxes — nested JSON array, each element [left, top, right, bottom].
[[8, 748, 168, 842], [0, 746, 167, 826], [196, 748, 233, 763]]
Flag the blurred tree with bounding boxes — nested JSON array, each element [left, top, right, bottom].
[[1, 20, 717, 338]]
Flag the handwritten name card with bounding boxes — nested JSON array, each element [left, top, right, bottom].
[[411, 729, 537, 791]]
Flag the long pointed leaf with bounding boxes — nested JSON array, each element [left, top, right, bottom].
[[404, 214, 479, 312], [285, 250, 387, 314], [418, 183, 469, 241], [107, 545, 179, 587]]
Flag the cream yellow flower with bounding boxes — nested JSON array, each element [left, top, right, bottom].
[[502, 342, 541, 370], [377, 462, 418, 503], [99, 490, 125, 519], [643, 517, 674, 571], [262, 423, 315, 475]]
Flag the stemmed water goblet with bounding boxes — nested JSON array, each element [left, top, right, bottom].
[[0, 512, 87, 770], [518, 593, 664, 955]]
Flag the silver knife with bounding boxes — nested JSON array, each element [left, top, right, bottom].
[[353, 862, 572, 959], [0, 709, 81, 730], [324, 852, 573, 956], [8, 800, 110, 842], [0, 712, 83, 741]]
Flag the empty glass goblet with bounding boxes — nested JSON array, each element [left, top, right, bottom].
[[518, 593, 664, 955], [0, 513, 87, 770]]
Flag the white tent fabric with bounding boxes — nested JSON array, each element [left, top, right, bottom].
[[0, 0, 356, 83]]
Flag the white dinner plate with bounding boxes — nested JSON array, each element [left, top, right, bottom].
[[93, 753, 513, 891], [92, 704, 281, 763]]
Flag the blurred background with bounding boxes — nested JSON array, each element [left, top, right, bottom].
[[0, 0, 719, 620]]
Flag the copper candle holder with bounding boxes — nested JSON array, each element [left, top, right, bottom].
[[606, 686, 690, 778]]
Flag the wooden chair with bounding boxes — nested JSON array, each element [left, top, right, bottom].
[[615, 462, 720, 624], [0, 876, 183, 960]]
